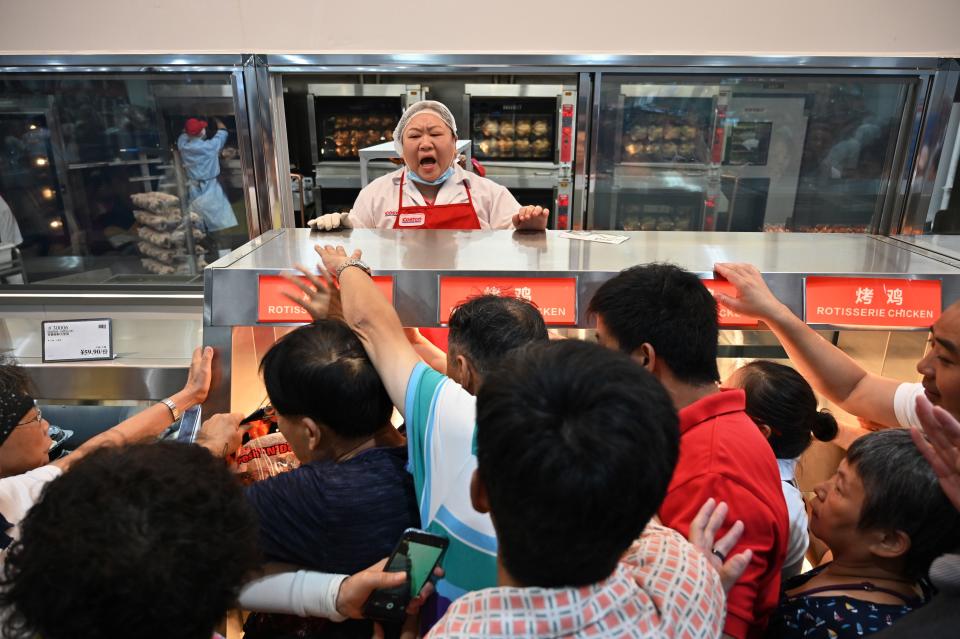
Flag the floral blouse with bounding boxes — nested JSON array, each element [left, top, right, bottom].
[[765, 564, 932, 639]]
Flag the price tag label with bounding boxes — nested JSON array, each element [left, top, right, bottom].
[[439, 276, 578, 325], [805, 277, 941, 328], [41, 319, 114, 363]]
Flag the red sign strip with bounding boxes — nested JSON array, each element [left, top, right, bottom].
[[702, 280, 760, 327], [439, 276, 578, 326], [258, 274, 394, 323], [805, 277, 941, 328]]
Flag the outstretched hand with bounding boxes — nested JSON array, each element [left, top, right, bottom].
[[512, 205, 549, 231], [281, 263, 343, 321], [314, 245, 363, 278], [196, 412, 248, 459], [181, 346, 215, 405], [713, 263, 789, 321], [913, 395, 960, 513], [688, 498, 753, 593]]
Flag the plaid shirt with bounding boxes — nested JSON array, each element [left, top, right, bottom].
[[426, 524, 726, 639]]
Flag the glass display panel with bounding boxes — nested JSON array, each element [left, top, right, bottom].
[[314, 96, 400, 162], [470, 97, 556, 161], [591, 76, 913, 233], [0, 74, 251, 286]]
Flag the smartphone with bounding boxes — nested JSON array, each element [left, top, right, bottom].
[[362, 528, 448, 624]]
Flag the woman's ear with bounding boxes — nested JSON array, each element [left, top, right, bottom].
[[869, 529, 911, 562], [757, 423, 773, 439]]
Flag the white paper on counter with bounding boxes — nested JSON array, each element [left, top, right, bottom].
[[559, 231, 630, 245]]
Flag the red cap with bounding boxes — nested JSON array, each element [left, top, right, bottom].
[[185, 118, 207, 136]]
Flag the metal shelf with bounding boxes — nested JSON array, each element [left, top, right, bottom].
[[204, 229, 960, 329], [67, 158, 163, 170]]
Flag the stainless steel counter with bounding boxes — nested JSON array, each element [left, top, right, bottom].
[[889, 234, 960, 266], [205, 229, 960, 328]]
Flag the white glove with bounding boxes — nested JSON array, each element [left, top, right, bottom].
[[308, 212, 352, 231]]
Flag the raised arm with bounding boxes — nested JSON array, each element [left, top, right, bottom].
[[52, 346, 214, 471], [715, 263, 902, 427], [314, 246, 421, 416]]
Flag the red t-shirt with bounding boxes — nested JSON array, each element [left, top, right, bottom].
[[658, 389, 788, 639]]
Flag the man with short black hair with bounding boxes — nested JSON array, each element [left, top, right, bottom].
[[426, 339, 726, 638], [240, 319, 418, 638], [589, 263, 788, 639], [290, 254, 549, 625], [446, 294, 549, 394]]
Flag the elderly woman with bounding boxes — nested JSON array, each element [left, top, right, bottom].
[[765, 428, 960, 639], [309, 100, 548, 231], [0, 348, 213, 556]]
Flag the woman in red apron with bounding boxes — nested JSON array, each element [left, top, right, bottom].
[[308, 100, 549, 232]]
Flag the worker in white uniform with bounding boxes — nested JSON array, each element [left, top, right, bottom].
[[308, 100, 549, 231], [177, 117, 238, 236]]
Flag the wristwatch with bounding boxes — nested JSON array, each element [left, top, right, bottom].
[[336, 258, 372, 279], [160, 397, 181, 422]]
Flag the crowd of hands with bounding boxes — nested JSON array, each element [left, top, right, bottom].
[[176, 250, 960, 629]]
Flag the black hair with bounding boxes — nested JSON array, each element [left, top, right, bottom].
[[588, 263, 720, 385], [447, 295, 549, 378], [260, 320, 393, 438], [476, 339, 679, 587], [847, 429, 960, 577], [0, 356, 33, 397], [0, 442, 261, 639], [737, 361, 838, 459]]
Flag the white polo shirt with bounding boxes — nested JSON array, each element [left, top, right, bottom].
[[349, 166, 521, 230]]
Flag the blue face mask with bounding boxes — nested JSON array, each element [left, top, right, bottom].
[[407, 166, 454, 186]]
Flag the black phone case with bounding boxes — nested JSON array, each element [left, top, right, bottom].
[[362, 529, 447, 624]]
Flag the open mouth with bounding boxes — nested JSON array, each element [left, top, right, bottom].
[[418, 155, 438, 170]]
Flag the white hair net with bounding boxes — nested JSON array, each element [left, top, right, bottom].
[[393, 100, 457, 154]]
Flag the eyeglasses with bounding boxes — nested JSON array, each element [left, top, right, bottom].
[[16, 404, 42, 428]]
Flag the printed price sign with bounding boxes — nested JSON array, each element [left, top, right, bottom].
[[439, 277, 578, 325], [805, 277, 941, 328], [258, 274, 394, 323], [702, 280, 760, 327], [41, 318, 113, 363]]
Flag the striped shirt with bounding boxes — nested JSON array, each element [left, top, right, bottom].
[[405, 363, 498, 624], [426, 524, 726, 639]]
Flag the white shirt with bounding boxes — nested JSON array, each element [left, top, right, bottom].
[[778, 458, 808, 570], [0, 465, 62, 555], [894, 382, 924, 429], [349, 166, 521, 230]]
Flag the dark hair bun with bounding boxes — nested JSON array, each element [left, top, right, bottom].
[[812, 409, 839, 442]]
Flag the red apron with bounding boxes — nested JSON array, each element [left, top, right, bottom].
[[392, 171, 481, 230]]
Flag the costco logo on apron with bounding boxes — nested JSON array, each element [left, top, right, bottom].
[[398, 213, 426, 227]]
